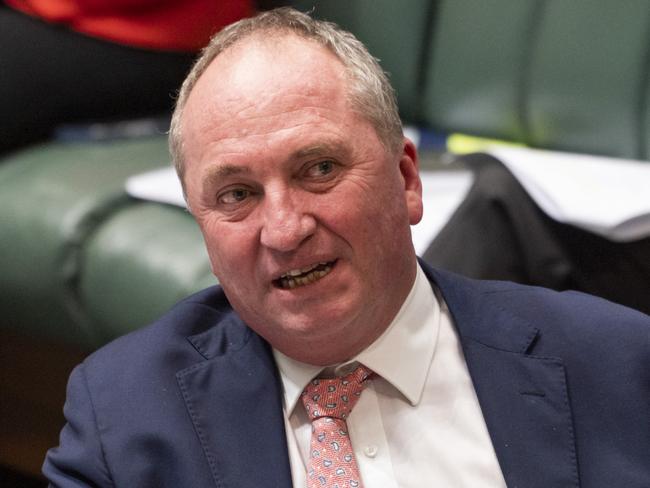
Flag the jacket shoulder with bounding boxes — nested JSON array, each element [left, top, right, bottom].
[[427, 266, 649, 352], [81, 285, 247, 380]]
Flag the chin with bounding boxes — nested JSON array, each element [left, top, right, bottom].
[[274, 303, 358, 337]]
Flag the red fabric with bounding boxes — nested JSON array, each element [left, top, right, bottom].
[[6, 0, 253, 52]]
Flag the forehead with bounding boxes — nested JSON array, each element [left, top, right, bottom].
[[183, 34, 351, 135]]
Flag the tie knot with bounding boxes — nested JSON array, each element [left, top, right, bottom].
[[301, 365, 373, 421]]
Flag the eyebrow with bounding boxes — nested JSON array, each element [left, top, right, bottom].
[[292, 143, 336, 159], [291, 141, 351, 161], [206, 164, 251, 179], [201, 164, 251, 195]]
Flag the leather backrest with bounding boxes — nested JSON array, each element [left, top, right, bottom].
[[526, 0, 650, 158], [426, 0, 650, 159], [423, 0, 538, 143]]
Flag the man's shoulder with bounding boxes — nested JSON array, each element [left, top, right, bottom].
[[428, 266, 649, 354], [431, 266, 648, 318], [81, 285, 247, 379], [478, 274, 647, 330]]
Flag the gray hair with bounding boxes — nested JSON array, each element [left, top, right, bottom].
[[169, 7, 403, 187]]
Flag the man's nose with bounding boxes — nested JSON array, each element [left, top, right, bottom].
[[259, 190, 316, 252]]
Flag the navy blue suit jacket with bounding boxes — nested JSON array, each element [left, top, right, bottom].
[[44, 265, 650, 487]]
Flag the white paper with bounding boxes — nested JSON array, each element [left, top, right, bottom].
[[412, 171, 474, 254], [489, 146, 650, 241], [125, 166, 186, 207]]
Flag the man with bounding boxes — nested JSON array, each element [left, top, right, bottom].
[[44, 8, 650, 488]]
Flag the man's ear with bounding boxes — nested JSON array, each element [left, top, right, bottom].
[[399, 137, 423, 225]]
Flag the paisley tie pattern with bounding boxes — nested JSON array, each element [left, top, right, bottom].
[[301, 365, 373, 488]]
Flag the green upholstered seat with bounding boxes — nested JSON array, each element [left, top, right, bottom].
[[0, 137, 211, 346], [80, 202, 214, 344]]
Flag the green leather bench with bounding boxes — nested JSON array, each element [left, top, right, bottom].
[[0, 137, 214, 348], [2, 0, 648, 478]]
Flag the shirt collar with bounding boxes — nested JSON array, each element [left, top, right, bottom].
[[273, 263, 440, 415]]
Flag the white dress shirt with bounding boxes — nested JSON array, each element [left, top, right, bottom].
[[273, 264, 508, 487]]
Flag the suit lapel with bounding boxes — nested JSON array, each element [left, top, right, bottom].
[[176, 313, 293, 488], [427, 266, 580, 488]]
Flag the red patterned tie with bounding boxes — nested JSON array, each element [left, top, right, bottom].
[[301, 365, 373, 488]]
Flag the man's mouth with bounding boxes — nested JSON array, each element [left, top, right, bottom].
[[273, 261, 336, 289]]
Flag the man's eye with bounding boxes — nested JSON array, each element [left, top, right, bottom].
[[306, 160, 335, 177], [218, 188, 250, 204]]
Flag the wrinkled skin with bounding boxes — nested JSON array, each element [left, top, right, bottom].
[[181, 35, 423, 365]]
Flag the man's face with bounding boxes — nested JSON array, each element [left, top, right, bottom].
[[181, 35, 423, 365]]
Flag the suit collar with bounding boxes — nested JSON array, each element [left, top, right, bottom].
[[186, 309, 253, 360], [423, 264, 540, 353], [423, 263, 580, 487]]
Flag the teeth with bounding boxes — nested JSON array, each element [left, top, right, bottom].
[[284, 262, 325, 278], [278, 262, 333, 289], [281, 262, 328, 279]]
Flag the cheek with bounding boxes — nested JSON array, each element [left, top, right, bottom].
[[318, 195, 385, 259], [198, 218, 257, 278], [352, 183, 413, 257], [323, 177, 401, 229], [314, 193, 372, 241]]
